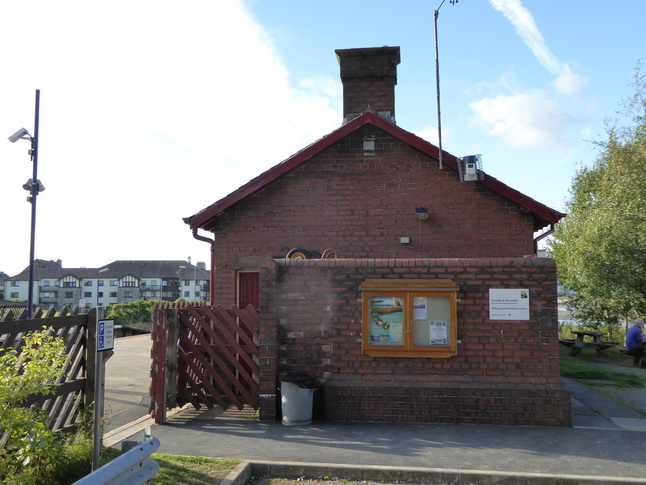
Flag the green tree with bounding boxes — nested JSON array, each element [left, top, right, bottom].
[[550, 63, 646, 334]]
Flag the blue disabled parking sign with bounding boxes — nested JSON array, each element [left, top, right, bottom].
[[97, 319, 115, 352]]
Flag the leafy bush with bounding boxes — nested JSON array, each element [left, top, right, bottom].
[[0, 328, 68, 480], [106, 299, 161, 330], [0, 328, 119, 484]]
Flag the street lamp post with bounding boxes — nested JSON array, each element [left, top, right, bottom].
[[8, 89, 42, 319]]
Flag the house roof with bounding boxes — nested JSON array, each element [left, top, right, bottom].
[[184, 111, 565, 232], [7, 260, 210, 281], [95, 260, 210, 279]]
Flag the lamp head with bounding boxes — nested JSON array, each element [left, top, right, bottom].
[[8, 127, 30, 143], [415, 207, 429, 220], [22, 178, 45, 192]]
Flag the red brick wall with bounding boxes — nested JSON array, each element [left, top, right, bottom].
[[257, 257, 571, 427], [209, 125, 537, 306]]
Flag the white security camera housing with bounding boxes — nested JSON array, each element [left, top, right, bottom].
[[8, 127, 29, 143]]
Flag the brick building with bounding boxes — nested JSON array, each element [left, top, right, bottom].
[[184, 46, 570, 426]]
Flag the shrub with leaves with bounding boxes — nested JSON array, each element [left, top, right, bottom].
[[106, 299, 160, 329], [0, 328, 69, 480]]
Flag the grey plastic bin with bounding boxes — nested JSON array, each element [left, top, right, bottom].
[[279, 375, 323, 426]]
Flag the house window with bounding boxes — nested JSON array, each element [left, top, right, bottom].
[[10, 292, 18, 299], [85, 281, 92, 286], [84, 292, 92, 298], [98, 292, 104, 297], [55, 281, 60, 287], [360, 279, 458, 358], [44, 281, 50, 287], [98, 280, 104, 286], [110, 280, 118, 286], [109, 292, 117, 298], [151, 281, 157, 286], [11, 281, 19, 287], [184, 291, 190, 297], [65, 292, 73, 298], [124, 291, 133, 298]]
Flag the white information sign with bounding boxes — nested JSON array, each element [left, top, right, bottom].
[[489, 289, 530, 321], [97, 319, 115, 352], [429, 320, 448, 344]]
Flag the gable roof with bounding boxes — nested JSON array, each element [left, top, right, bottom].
[[184, 111, 565, 232]]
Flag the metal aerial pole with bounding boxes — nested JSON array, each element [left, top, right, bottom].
[[433, 0, 457, 171], [434, 6, 443, 170]]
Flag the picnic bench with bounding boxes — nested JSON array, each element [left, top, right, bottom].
[[559, 330, 619, 357], [618, 346, 644, 367]]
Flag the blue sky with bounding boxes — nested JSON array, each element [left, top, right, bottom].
[[1, 0, 643, 277]]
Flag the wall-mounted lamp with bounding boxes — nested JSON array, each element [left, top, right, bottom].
[[363, 135, 376, 155], [415, 207, 429, 220]]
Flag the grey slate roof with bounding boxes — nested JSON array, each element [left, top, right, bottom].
[[6, 259, 209, 281]]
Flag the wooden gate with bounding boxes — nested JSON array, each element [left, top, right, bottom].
[[151, 303, 260, 423]]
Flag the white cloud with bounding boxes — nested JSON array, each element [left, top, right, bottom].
[[470, 89, 573, 149], [553, 64, 588, 96], [0, 0, 342, 276], [488, 0, 561, 75], [472, 0, 587, 149], [415, 125, 450, 148], [488, 0, 586, 97]]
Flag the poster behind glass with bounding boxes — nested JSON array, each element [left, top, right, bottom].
[[413, 296, 450, 346], [368, 296, 404, 346]]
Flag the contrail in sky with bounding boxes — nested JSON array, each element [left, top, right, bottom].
[[488, 0, 562, 75]]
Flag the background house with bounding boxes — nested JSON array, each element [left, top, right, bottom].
[[2, 258, 209, 309], [184, 46, 570, 426]]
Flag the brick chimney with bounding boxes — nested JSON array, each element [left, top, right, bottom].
[[335, 46, 401, 125]]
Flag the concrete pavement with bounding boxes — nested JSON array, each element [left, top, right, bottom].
[[102, 334, 646, 483], [104, 334, 152, 433]]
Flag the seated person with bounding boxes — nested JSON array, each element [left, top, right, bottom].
[[626, 318, 646, 368]]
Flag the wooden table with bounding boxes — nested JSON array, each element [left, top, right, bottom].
[[559, 330, 619, 357]]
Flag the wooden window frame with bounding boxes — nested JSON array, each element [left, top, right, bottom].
[[360, 279, 459, 358]]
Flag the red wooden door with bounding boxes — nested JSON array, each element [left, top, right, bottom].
[[238, 272, 259, 310]]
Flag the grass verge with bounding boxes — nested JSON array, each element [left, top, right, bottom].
[[149, 454, 239, 485], [559, 346, 646, 388]]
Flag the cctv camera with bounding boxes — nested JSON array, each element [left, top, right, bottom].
[[8, 127, 29, 143]]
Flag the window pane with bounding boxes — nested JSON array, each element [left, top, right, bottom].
[[413, 296, 451, 346], [368, 296, 404, 346]]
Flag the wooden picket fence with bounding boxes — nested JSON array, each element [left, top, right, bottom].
[[0, 306, 98, 448]]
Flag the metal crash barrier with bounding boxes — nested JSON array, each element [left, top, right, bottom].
[[72, 436, 160, 485]]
